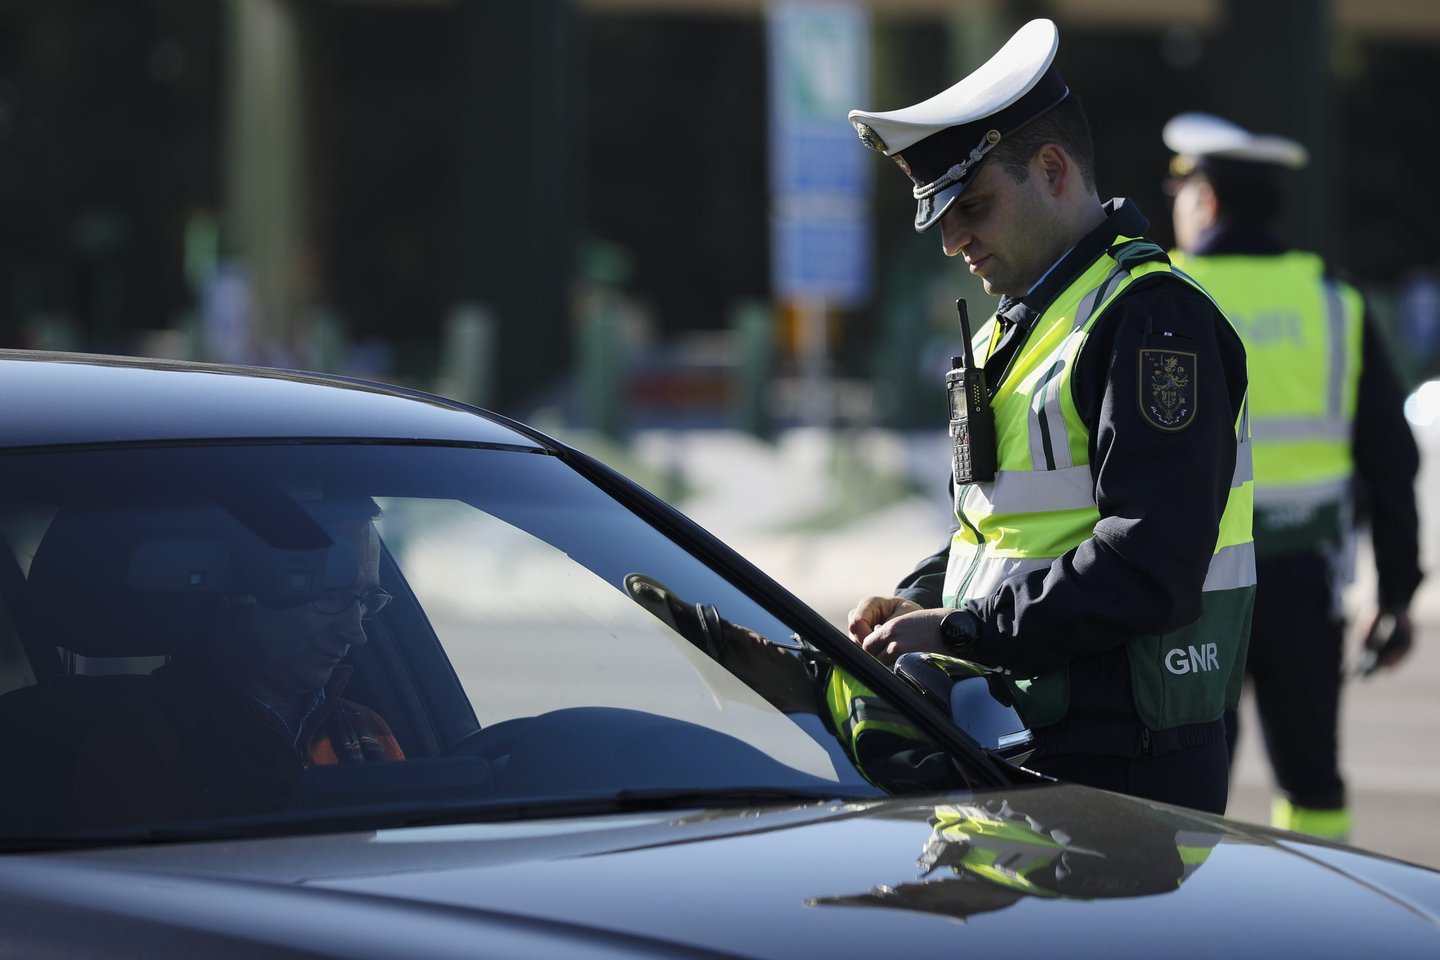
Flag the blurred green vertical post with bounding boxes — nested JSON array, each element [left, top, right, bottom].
[[224, 0, 308, 352], [304, 308, 348, 374], [732, 300, 775, 440], [1217, 0, 1336, 260], [579, 291, 624, 442], [440, 304, 497, 408], [181, 212, 219, 361], [452, 0, 579, 415], [946, 4, 1010, 76], [876, 258, 930, 429]]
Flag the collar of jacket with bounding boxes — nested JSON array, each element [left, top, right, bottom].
[[1192, 219, 1287, 257], [1019, 197, 1152, 320]]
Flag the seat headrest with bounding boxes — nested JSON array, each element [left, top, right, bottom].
[[28, 504, 351, 659]]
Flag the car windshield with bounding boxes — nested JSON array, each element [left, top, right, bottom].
[[0, 441, 972, 845]]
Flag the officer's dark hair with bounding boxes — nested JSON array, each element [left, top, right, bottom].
[[1197, 159, 1287, 225], [988, 94, 1097, 190]]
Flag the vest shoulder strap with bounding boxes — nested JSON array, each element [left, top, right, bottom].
[[1106, 238, 1170, 271]]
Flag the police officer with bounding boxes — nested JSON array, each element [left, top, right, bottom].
[[844, 20, 1255, 815], [1163, 112, 1423, 839]]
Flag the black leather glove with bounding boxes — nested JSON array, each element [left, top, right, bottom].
[[1354, 610, 1413, 678]]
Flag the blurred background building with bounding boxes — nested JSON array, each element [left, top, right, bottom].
[[1, 0, 1438, 431]]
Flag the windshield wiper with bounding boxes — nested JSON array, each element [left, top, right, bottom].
[[2, 786, 870, 850], [391, 785, 866, 829]]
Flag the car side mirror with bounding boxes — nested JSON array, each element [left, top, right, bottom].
[[894, 652, 1034, 765]]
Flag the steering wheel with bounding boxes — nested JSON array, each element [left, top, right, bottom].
[[445, 716, 531, 762]]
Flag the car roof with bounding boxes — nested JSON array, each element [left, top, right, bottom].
[[0, 351, 550, 450]]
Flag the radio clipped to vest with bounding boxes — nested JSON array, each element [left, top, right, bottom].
[[947, 298, 998, 486]]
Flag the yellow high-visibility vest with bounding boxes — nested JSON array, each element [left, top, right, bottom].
[[1171, 251, 1362, 558], [943, 239, 1255, 729]]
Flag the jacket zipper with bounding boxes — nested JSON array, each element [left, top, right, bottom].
[[954, 485, 986, 599]]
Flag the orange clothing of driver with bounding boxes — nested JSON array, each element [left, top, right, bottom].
[[307, 697, 406, 765]]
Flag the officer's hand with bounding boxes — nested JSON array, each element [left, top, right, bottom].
[[858, 607, 950, 668], [848, 596, 922, 644], [1356, 609, 1415, 676]]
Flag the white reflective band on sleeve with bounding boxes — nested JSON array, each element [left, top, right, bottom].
[[958, 555, 1055, 602], [966, 464, 1096, 515], [956, 535, 1253, 600], [1203, 541, 1257, 592], [1251, 477, 1350, 508]]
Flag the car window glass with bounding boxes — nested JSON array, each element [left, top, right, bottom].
[[386, 497, 844, 779], [0, 443, 968, 841], [0, 591, 33, 696]]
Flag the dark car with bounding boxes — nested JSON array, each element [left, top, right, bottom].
[[0, 349, 1435, 958]]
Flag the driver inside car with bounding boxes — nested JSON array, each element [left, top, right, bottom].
[[70, 499, 405, 830]]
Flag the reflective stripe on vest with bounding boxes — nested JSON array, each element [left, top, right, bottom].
[[942, 238, 1256, 730], [1170, 251, 1361, 553]]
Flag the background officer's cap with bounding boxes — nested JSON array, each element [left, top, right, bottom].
[[848, 19, 1069, 233], [1163, 112, 1309, 180]]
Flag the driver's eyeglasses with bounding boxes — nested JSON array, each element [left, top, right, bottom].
[[309, 586, 393, 620]]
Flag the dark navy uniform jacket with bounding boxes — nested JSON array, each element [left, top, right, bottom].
[[895, 199, 1249, 758]]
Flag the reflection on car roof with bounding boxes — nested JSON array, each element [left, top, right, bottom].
[[0, 351, 545, 450]]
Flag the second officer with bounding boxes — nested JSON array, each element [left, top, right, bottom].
[[1163, 112, 1424, 839]]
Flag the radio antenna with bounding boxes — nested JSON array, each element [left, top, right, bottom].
[[956, 299, 976, 367]]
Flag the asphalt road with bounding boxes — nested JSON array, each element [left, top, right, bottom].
[[635, 426, 1440, 872]]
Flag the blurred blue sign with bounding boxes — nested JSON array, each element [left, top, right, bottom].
[[772, 198, 870, 306], [767, 2, 871, 305]]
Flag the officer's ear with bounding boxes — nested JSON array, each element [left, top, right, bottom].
[[1033, 143, 1070, 197]]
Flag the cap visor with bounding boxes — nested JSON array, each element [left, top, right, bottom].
[[915, 178, 968, 233]]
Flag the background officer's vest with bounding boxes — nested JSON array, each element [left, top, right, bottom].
[[942, 238, 1256, 731], [1171, 251, 1362, 559]]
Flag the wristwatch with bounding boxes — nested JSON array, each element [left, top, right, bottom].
[[939, 609, 980, 656]]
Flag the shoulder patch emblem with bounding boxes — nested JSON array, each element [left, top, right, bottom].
[[1139, 349, 1197, 431]]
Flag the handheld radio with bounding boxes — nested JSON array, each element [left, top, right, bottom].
[[946, 298, 997, 486]]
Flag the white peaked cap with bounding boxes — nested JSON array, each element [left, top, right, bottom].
[[849, 19, 1060, 156], [1163, 112, 1309, 170], [848, 19, 1068, 232]]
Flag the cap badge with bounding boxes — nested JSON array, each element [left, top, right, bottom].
[[1169, 155, 1197, 178], [855, 122, 887, 154]]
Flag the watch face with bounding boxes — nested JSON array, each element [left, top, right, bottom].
[[942, 611, 975, 651]]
